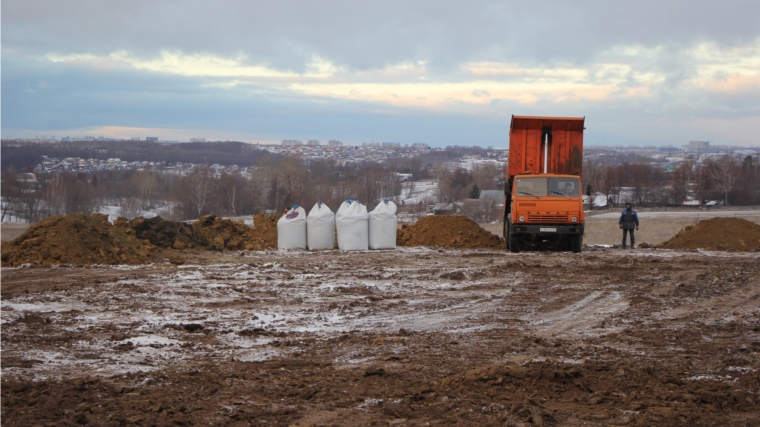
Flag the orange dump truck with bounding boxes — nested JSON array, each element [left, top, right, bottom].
[[503, 115, 585, 253]]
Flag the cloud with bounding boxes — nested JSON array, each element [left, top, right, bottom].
[[30, 41, 760, 113], [2, 0, 760, 146]]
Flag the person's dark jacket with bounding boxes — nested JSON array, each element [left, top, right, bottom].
[[619, 208, 639, 230]]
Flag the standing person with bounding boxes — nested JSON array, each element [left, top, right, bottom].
[[618, 203, 639, 249]]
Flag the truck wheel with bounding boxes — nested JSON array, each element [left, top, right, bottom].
[[504, 221, 510, 250], [571, 235, 583, 253], [509, 234, 521, 253]]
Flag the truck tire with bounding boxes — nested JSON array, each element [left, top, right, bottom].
[[504, 221, 510, 250], [571, 235, 583, 253], [509, 234, 521, 253]]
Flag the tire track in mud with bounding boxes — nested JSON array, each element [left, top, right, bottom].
[[657, 280, 760, 323], [524, 291, 630, 338]]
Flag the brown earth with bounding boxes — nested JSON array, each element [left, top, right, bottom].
[[397, 215, 504, 248], [191, 215, 258, 251], [122, 214, 280, 252], [657, 217, 760, 252], [0, 213, 153, 267], [2, 248, 759, 426], [1, 213, 281, 267], [246, 213, 279, 251], [117, 216, 198, 249]]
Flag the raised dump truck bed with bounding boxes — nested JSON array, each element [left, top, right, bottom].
[[507, 116, 584, 177]]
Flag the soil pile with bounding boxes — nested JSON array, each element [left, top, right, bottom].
[[1, 214, 152, 267], [191, 215, 255, 251], [246, 214, 278, 250], [1, 212, 282, 266], [657, 217, 760, 252], [122, 214, 279, 251], [397, 215, 504, 248], [117, 216, 198, 250]]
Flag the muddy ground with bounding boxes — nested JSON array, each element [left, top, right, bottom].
[[2, 248, 759, 426]]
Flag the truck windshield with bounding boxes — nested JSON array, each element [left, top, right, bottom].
[[515, 177, 580, 197]]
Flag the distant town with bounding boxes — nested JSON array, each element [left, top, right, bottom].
[[15, 138, 758, 176]]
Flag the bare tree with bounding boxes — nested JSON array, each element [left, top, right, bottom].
[[19, 193, 43, 223], [377, 168, 399, 202], [671, 157, 694, 204], [190, 167, 214, 217], [132, 171, 159, 210], [0, 195, 14, 222], [708, 155, 740, 206], [357, 167, 382, 205], [431, 163, 451, 202], [1, 173, 21, 221], [217, 173, 249, 216], [172, 167, 216, 219], [119, 197, 143, 220], [401, 179, 416, 205], [471, 163, 500, 191], [248, 167, 272, 213], [44, 172, 69, 216]]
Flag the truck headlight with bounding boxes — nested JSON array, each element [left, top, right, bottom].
[[518, 216, 525, 222], [571, 216, 578, 223]]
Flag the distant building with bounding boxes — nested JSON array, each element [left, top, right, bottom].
[[190, 138, 206, 143], [688, 140, 709, 150], [14, 173, 41, 190], [282, 140, 303, 146], [15, 173, 38, 183], [432, 203, 462, 215], [146, 137, 159, 142], [131, 137, 141, 141], [327, 140, 343, 146]]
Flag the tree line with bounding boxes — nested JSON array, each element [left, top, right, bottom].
[[583, 155, 760, 207], [1, 157, 406, 222], [2, 140, 758, 225]]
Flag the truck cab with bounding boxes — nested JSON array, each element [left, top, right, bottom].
[[503, 116, 586, 253], [506, 174, 585, 252]]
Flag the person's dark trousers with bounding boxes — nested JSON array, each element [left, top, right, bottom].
[[622, 229, 635, 248]]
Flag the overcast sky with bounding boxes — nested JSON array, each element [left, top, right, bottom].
[[2, 0, 759, 146]]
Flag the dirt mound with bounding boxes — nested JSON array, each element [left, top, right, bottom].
[[0, 212, 282, 267], [247, 214, 278, 250], [397, 215, 504, 248], [1, 214, 152, 267], [122, 214, 279, 251], [190, 215, 255, 251], [657, 217, 760, 252], [117, 216, 198, 250], [186, 214, 279, 251]]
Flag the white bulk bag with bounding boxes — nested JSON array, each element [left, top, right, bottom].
[[306, 201, 335, 250], [277, 205, 307, 250], [369, 199, 397, 250], [335, 200, 369, 251]]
